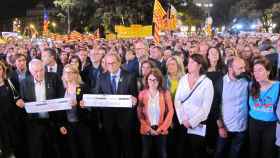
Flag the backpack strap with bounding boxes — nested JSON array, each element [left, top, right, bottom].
[[6, 78, 20, 101]]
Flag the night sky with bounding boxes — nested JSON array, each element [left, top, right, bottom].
[[0, 0, 53, 20]]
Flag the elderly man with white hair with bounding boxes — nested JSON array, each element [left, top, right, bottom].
[[18, 59, 64, 158]]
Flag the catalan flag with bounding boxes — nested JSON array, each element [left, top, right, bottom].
[[43, 9, 49, 35], [169, 5, 177, 30], [153, 0, 166, 44], [153, 0, 167, 23], [93, 28, 100, 39]]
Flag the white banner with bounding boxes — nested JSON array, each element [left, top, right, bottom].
[[187, 124, 206, 137], [83, 94, 132, 108], [24, 98, 72, 113], [2, 32, 18, 38]]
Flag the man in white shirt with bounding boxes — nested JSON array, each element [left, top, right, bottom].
[[215, 57, 249, 158], [19, 59, 64, 158]]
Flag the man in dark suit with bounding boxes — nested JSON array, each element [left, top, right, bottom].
[[131, 41, 149, 77], [8, 52, 30, 158], [149, 45, 167, 75], [82, 47, 106, 158], [18, 59, 64, 158], [123, 55, 139, 75], [95, 53, 138, 158], [41, 48, 64, 77], [9, 53, 31, 90], [82, 47, 105, 89], [78, 47, 92, 71], [265, 39, 280, 80]]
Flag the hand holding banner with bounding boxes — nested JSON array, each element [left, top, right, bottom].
[[24, 98, 72, 113], [83, 94, 133, 108]]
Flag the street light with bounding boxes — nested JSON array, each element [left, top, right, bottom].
[[51, 22, 57, 33], [13, 18, 21, 33], [30, 24, 35, 29], [52, 22, 57, 28], [182, 2, 187, 6]]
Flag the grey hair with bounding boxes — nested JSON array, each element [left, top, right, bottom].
[[29, 59, 44, 72]]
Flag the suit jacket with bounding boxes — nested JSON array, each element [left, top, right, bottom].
[[57, 63, 64, 77], [95, 68, 137, 97], [8, 69, 31, 91], [137, 89, 174, 135], [149, 58, 167, 76], [45, 63, 64, 77], [20, 72, 64, 120], [265, 53, 279, 80], [95, 69, 138, 128], [123, 57, 139, 76], [81, 65, 102, 92]]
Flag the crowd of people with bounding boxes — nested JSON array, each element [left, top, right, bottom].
[[0, 33, 280, 158]]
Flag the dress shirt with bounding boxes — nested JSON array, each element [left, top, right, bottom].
[[222, 75, 249, 132], [174, 74, 214, 128], [16, 69, 27, 82], [110, 68, 121, 91], [34, 79, 49, 119], [147, 91, 160, 126], [47, 63, 58, 73]]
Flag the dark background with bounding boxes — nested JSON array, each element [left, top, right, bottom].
[[0, 0, 53, 20]]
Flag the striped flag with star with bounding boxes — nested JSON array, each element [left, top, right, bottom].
[[152, 0, 166, 44], [43, 9, 49, 35]]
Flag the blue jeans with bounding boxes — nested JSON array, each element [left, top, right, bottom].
[[215, 131, 246, 158]]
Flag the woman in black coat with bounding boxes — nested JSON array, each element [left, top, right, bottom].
[[0, 60, 25, 158], [58, 64, 94, 158]]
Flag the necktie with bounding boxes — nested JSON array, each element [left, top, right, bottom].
[[111, 75, 117, 94]]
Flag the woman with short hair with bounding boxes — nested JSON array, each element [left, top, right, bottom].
[[174, 54, 214, 158]]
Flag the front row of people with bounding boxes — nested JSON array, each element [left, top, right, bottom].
[[0, 53, 279, 158]]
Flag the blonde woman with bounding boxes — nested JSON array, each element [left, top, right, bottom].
[[163, 56, 185, 158], [59, 64, 93, 158], [164, 56, 185, 98]]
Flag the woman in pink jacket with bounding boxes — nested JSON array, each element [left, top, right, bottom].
[[137, 68, 174, 158]]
